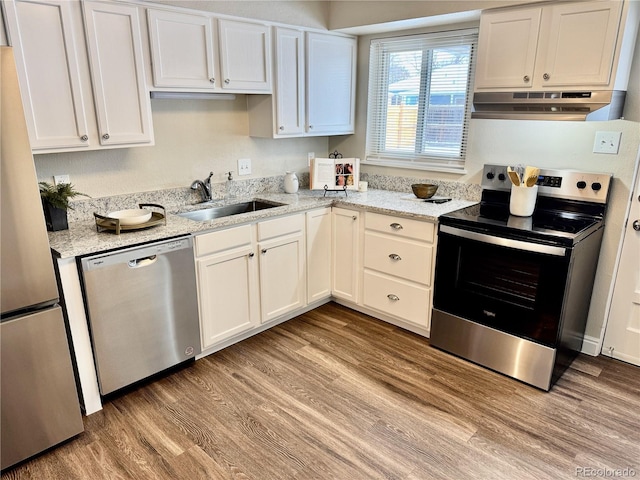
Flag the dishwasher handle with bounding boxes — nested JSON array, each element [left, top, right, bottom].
[[128, 255, 157, 268]]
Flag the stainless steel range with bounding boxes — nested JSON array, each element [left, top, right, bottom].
[[431, 164, 612, 390]]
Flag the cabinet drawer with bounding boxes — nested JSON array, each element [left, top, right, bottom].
[[364, 232, 432, 285], [195, 224, 253, 257], [258, 213, 304, 241], [363, 270, 430, 328], [365, 212, 435, 243]]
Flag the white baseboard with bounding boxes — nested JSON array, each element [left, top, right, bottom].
[[580, 334, 601, 356]]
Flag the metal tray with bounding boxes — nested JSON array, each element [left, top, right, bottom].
[[94, 203, 166, 235]]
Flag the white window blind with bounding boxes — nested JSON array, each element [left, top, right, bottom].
[[366, 29, 478, 173]]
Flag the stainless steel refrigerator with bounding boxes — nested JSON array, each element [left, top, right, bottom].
[[1, 46, 84, 470]]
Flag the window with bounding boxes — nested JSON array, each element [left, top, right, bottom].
[[366, 29, 478, 173]]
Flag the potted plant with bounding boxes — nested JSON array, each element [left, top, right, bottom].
[[39, 181, 88, 231]]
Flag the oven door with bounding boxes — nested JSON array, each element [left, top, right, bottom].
[[433, 225, 571, 347]]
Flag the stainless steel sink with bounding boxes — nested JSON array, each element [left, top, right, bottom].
[[177, 200, 284, 222]]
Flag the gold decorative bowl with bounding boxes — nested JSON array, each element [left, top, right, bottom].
[[411, 183, 438, 199]]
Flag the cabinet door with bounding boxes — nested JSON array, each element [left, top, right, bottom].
[[306, 208, 332, 303], [196, 246, 259, 349], [274, 27, 305, 136], [4, 0, 91, 150], [306, 32, 356, 135], [218, 19, 271, 92], [474, 7, 542, 89], [83, 2, 153, 146], [147, 9, 219, 89], [258, 231, 305, 323], [535, 1, 623, 88], [332, 207, 360, 302]]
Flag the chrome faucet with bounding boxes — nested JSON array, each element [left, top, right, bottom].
[[191, 171, 214, 202]]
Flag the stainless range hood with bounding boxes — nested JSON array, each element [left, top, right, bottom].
[[471, 90, 626, 121]]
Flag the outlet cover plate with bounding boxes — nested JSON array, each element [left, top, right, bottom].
[[54, 174, 70, 185], [238, 158, 251, 175], [593, 131, 622, 154]]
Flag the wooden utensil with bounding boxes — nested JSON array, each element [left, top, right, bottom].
[[524, 166, 540, 187], [507, 166, 520, 186]]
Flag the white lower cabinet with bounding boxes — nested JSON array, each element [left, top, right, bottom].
[[258, 214, 305, 323], [362, 212, 436, 331], [332, 207, 360, 303], [194, 213, 306, 351], [195, 225, 259, 350], [306, 208, 332, 303]]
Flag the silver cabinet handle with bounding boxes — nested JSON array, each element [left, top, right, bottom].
[[209, 78, 215, 83], [224, 78, 230, 84], [523, 75, 530, 82], [261, 248, 267, 254], [80, 135, 88, 141], [543, 73, 550, 81], [102, 133, 110, 140], [387, 294, 400, 301], [388, 253, 401, 261], [390, 223, 403, 230], [633, 220, 640, 231]]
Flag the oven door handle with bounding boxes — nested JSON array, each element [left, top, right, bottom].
[[440, 225, 567, 257]]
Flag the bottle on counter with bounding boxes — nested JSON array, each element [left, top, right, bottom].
[[284, 171, 299, 194]]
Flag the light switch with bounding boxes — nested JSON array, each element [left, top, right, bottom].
[[593, 131, 622, 154]]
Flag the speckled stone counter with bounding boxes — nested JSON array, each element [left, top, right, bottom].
[[48, 188, 478, 259]]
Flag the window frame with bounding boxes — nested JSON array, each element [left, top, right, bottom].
[[365, 28, 478, 174]]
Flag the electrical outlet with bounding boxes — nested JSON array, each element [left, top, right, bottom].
[[308, 152, 315, 166], [593, 131, 622, 154], [238, 158, 251, 176], [54, 174, 70, 185]]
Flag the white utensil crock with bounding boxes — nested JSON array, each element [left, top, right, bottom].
[[284, 171, 299, 193], [509, 184, 538, 217]]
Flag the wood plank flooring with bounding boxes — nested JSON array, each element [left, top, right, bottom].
[[3, 302, 639, 479]]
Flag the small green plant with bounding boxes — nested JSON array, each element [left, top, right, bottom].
[[39, 181, 89, 210]]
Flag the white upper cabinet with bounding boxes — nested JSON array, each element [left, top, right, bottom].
[[4, 0, 90, 150], [306, 32, 356, 135], [474, 7, 542, 90], [147, 9, 219, 89], [82, 1, 153, 146], [274, 27, 305, 136], [248, 28, 356, 138], [146, 9, 271, 93], [218, 19, 271, 92], [4, 0, 153, 152], [475, 0, 624, 91]]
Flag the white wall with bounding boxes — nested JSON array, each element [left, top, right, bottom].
[[34, 96, 327, 197]]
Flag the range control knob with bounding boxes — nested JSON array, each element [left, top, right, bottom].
[[498, 173, 506, 181], [592, 182, 602, 191], [486, 172, 495, 180], [577, 181, 587, 189]]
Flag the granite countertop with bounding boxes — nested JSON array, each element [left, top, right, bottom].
[[48, 189, 477, 259]]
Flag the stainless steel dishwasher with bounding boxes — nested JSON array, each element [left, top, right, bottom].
[[79, 236, 200, 395]]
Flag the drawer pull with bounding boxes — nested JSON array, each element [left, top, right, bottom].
[[387, 294, 400, 301], [248, 252, 255, 258], [388, 253, 401, 261], [390, 223, 403, 230], [261, 248, 268, 254]]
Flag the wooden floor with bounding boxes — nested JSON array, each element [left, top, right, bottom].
[[3, 302, 639, 480]]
